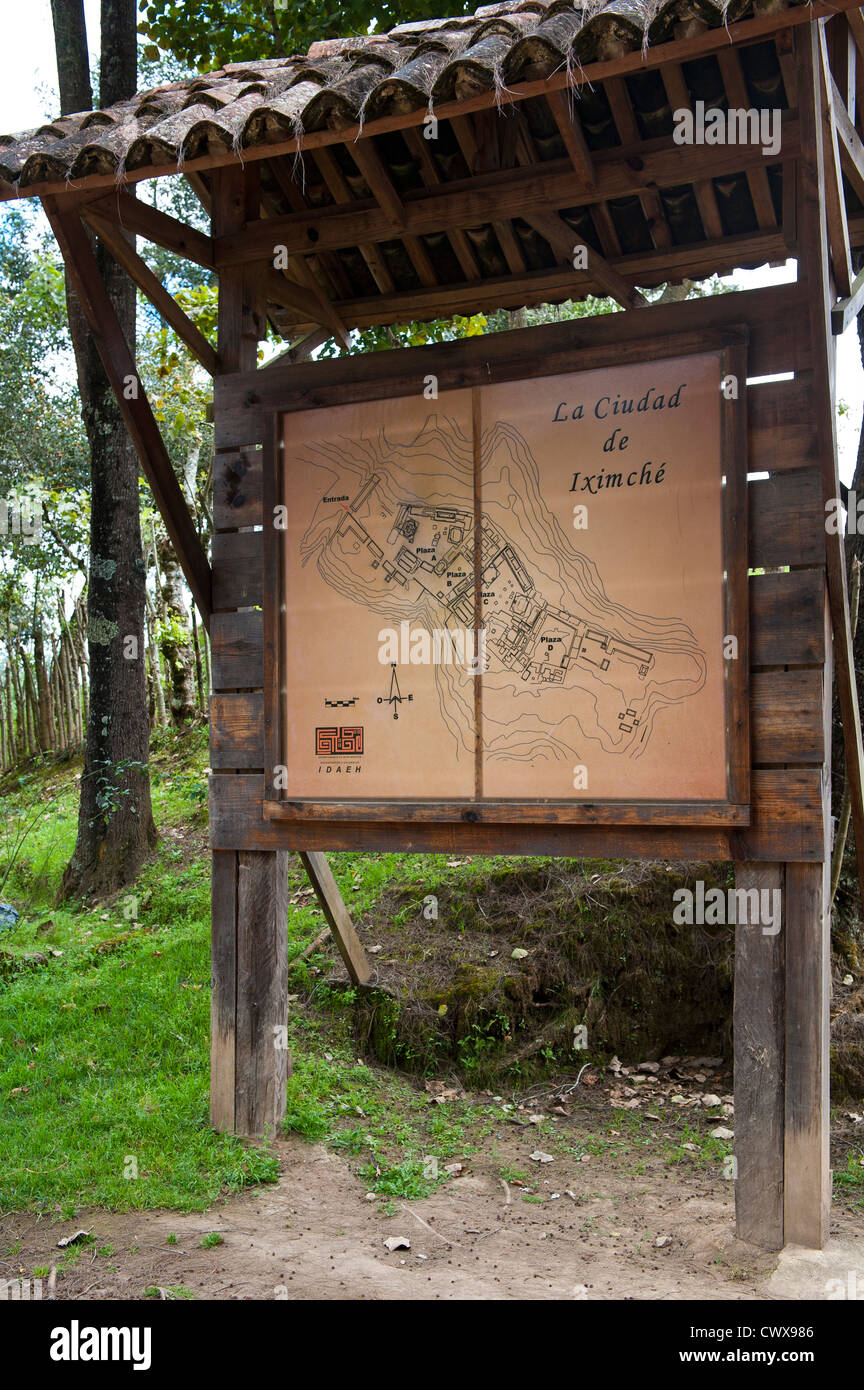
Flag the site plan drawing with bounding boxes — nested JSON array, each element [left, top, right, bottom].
[[281, 354, 727, 801]]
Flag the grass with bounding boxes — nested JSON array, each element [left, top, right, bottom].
[[0, 727, 862, 1219]]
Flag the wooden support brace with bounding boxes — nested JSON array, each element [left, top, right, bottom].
[[42, 196, 213, 629], [85, 189, 216, 269], [832, 262, 864, 333], [523, 208, 647, 308], [83, 207, 221, 375], [298, 851, 372, 987]]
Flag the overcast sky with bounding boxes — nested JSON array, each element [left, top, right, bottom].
[[1, 1, 861, 483]]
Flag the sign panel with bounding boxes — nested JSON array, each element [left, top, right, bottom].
[[271, 344, 746, 821]]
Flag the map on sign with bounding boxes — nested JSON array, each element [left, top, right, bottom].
[[280, 354, 727, 802]]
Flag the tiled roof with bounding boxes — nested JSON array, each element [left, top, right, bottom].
[[0, 0, 806, 193]]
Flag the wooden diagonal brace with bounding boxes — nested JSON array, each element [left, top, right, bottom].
[[83, 207, 220, 375], [43, 196, 212, 630], [86, 189, 216, 270], [522, 208, 647, 308], [298, 851, 372, 986]]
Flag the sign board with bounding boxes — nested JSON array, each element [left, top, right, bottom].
[[264, 337, 748, 828]]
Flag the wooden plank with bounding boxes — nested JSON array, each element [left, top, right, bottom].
[[212, 768, 824, 861], [234, 850, 290, 1136], [298, 851, 372, 987], [751, 670, 824, 764], [213, 448, 263, 531], [210, 692, 264, 768], [210, 610, 263, 690], [748, 469, 824, 569], [724, 340, 751, 808], [796, 25, 864, 913], [42, 197, 213, 629], [748, 376, 817, 470], [212, 530, 263, 610], [84, 208, 220, 374], [750, 570, 826, 667], [214, 282, 807, 448], [734, 862, 785, 1250], [210, 851, 237, 1132], [212, 127, 801, 269], [264, 799, 750, 826]]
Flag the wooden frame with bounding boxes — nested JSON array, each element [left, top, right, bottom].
[[259, 329, 750, 834]]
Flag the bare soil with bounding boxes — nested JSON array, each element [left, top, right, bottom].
[[3, 1071, 861, 1302]]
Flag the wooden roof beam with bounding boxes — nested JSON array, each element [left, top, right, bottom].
[[86, 189, 215, 269], [213, 127, 800, 268], [42, 197, 212, 628], [83, 206, 220, 375], [311, 146, 397, 294], [264, 268, 350, 348]]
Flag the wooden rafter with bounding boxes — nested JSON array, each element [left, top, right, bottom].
[[450, 115, 527, 276], [270, 227, 792, 333], [43, 197, 212, 627], [348, 138, 405, 229], [521, 207, 647, 309], [660, 62, 724, 240], [546, 89, 596, 188], [400, 125, 482, 281], [312, 145, 397, 294], [263, 268, 350, 348], [717, 48, 778, 231], [83, 206, 220, 375], [213, 126, 800, 270], [603, 76, 673, 251]]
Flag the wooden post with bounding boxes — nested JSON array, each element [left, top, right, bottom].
[[734, 864, 786, 1250], [784, 595, 833, 1247], [210, 164, 290, 1136]]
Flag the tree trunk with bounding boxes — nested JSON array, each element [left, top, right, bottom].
[[33, 615, 55, 753], [157, 534, 197, 725], [53, 0, 156, 898]]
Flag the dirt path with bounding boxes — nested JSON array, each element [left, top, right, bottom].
[[5, 1127, 861, 1301]]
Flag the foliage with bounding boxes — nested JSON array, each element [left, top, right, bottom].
[[140, 0, 475, 72]]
